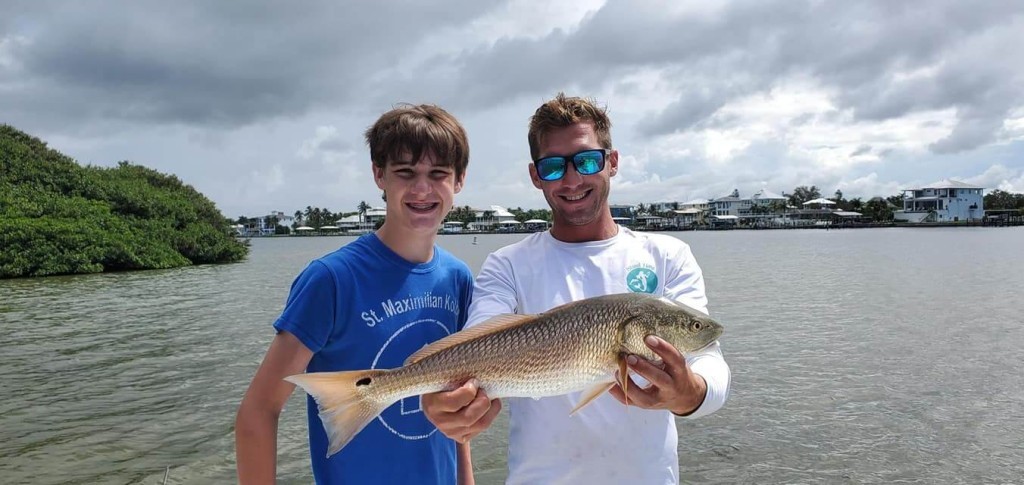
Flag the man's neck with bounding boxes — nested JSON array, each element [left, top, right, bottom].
[[549, 214, 619, 243], [375, 224, 435, 263]]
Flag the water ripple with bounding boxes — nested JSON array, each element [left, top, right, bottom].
[[2, 229, 1023, 484]]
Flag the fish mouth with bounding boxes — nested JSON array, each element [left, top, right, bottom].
[[692, 340, 717, 353]]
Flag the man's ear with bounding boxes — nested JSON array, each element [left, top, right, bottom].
[[609, 150, 619, 177], [528, 163, 543, 189]]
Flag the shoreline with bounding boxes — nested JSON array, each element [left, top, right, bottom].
[[244, 219, 1024, 238]]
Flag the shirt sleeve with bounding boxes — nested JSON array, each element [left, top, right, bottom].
[[662, 242, 708, 315], [465, 252, 518, 328], [457, 265, 474, 331], [273, 260, 339, 354], [662, 241, 731, 419]]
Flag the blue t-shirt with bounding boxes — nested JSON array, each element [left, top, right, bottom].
[[274, 233, 473, 484]]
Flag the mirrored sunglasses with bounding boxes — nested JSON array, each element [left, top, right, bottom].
[[533, 149, 610, 182]]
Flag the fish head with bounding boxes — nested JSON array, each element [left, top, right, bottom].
[[645, 296, 723, 353]]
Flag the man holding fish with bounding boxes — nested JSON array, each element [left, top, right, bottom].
[[422, 93, 731, 484]]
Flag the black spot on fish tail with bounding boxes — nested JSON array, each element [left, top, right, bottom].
[[356, 377, 372, 386]]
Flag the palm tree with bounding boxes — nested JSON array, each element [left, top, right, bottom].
[[357, 201, 371, 223]]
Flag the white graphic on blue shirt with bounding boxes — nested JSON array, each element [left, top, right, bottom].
[[370, 318, 452, 440]]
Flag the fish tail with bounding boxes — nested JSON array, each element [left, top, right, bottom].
[[285, 369, 394, 457]]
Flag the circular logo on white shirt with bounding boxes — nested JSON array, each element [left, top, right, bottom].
[[626, 267, 658, 293]]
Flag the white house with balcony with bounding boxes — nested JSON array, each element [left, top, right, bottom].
[[894, 179, 984, 223], [750, 189, 788, 208], [466, 205, 516, 230], [680, 198, 710, 212], [711, 190, 750, 217]]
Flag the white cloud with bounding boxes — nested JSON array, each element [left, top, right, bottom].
[[965, 164, 1024, 193]]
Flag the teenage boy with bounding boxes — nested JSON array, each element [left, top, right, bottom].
[[236, 104, 475, 484]]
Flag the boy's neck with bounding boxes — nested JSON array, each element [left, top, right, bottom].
[[374, 223, 436, 264]]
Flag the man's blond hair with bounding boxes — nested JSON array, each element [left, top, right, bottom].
[[527, 93, 612, 159]]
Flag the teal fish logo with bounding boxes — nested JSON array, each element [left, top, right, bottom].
[[626, 267, 658, 293]]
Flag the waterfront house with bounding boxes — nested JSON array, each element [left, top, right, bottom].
[[750, 189, 787, 208], [609, 204, 635, 225], [894, 179, 984, 223], [672, 207, 705, 227], [334, 207, 385, 234], [711, 190, 749, 217], [680, 198, 710, 212], [336, 213, 375, 234], [440, 221, 465, 233], [650, 202, 680, 214], [240, 211, 293, 236], [365, 207, 387, 224], [470, 205, 516, 230]]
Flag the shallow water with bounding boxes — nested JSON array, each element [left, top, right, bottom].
[[1, 228, 1022, 484]]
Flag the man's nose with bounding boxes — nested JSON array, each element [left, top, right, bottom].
[[559, 163, 584, 187]]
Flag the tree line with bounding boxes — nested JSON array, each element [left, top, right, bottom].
[[239, 185, 1023, 232], [238, 203, 554, 231], [1, 125, 248, 278]]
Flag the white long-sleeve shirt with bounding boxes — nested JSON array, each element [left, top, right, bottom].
[[467, 227, 731, 485]]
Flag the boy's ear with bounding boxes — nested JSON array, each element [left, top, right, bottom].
[[372, 162, 385, 190], [454, 174, 465, 194]]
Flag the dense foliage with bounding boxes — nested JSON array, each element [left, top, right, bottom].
[[984, 189, 1024, 211], [1, 125, 248, 278]]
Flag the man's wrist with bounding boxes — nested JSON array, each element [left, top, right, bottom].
[[671, 375, 707, 416]]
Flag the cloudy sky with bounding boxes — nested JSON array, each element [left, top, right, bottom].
[[3, 0, 1023, 217]]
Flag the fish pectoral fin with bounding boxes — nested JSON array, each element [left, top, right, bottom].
[[569, 380, 615, 416]]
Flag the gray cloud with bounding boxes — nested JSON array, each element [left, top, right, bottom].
[[2, 0, 1023, 216], [2, 0, 498, 132], [389, 0, 1024, 152], [850, 145, 872, 157]]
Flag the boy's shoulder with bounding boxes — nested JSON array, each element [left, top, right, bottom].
[[432, 244, 472, 275], [310, 234, 380, 272]]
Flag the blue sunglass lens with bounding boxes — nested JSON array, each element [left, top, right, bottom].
[[537, 158, 566, 181], [573, 151, 604, 175]]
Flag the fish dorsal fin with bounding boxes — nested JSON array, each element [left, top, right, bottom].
[[404, 314, 536, 365]]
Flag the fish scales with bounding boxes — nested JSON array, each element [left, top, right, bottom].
[[285, 292, 723, 456]]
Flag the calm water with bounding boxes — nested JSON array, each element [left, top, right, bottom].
[[1, 228, 1022, 484]]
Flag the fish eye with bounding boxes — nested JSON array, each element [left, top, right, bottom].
[[693, 322, 702, 330]]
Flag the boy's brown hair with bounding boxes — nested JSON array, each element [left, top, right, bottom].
[[365, 104, 470, 181], [527, 93, 612, 160]]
